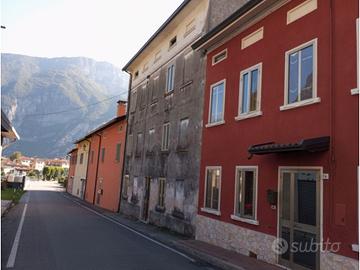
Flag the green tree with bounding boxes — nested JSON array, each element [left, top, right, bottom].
[[42, 167, 49, 180], [9, 151, 22, 161]]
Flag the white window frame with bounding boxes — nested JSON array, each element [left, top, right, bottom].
[[161, 123, 170, 151], [206, 79, 226, 127], [236, 63, 263, 121], [231, 166, 259, 225], [212, 49, 228, 66], [201, 166, 222, 216], [281, 38, 320, 111], [165, 64, 175, 93]]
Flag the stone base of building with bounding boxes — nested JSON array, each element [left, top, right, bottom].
[[196, 215, 277, 264], [149, 210, 194, 237], [119, 199, 140, 219], [320, 251, 358, 270], [196, 215, 359, 270]]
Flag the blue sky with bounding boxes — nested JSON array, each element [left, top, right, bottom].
[[1, 0, 183, 68]]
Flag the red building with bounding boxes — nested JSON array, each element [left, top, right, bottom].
[[67, 148, 78, 194], [192, 0, 358, 269], [83, 101, 127, 212]]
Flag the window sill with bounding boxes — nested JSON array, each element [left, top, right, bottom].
[[235, 111, 263, 121], [280, 97, 321, 111], [164, 90, 174, 97], [230, 215, 259, 225], [205, 120, 225, 128], [351, 88, 359, 95], [201, 207, 221, 216]]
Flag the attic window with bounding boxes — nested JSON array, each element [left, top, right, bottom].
[[212, 49, 228, 66], [134, 71, 139, 78], [154, 50, 162, 63], [169, 36, 177, 48], [184, 19, 196, 37]]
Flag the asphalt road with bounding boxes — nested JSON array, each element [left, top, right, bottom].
[[1, 181, 214, 270]]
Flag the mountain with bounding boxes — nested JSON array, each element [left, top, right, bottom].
[[1, 53, 129, 158]]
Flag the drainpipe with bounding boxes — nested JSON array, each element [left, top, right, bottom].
[[329, 0, 336, 235], [83, 138, 91, 201], [117, 71, 132, 212], [93, 133, 102, 205]]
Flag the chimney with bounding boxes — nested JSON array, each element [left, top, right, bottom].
[[116, 100, 127, 117]]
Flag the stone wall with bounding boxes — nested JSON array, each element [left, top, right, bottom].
[[320, 251, 359, 270], [196, 215, 277, 264], [196, 215, 359, 269]]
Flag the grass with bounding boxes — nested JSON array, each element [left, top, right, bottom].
[[1, 188, 26, 203]]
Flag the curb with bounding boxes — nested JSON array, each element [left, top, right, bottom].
[[1, 200, 13, 217], [174, 241, 246, 270]]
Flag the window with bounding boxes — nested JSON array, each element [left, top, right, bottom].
[[126, 134, 133, 156], [134, 71, 139, 78], [208, 80, 225, 125], [122, 175, 129, 199], [158, 178, 166, 208], [154, 50, 161, 63], [184, 19, 196, 37], [178, 118, 189, 149], [135, 133, 143, 156], [80, 153, 84, 164], [130, 90, 137, 113], [169, 36, 177, 48], [148, 128, 155, 152], [115, 143, 121, 162], [237, 63, 262, 118], [202, 167, 221, 214], [282, 39, 318, 110], [212, 49, 227, 65], [161, 123, 170, 151], [232, 167, 258, 224], [101, 148, 105, 163], [166, 64, 175, 93], [174, 179, 184, 212]]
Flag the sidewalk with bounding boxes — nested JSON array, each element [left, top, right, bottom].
[[65, 193, 282, 270], [1, 200, 12, 216]]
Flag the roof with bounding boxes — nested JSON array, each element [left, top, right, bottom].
[[74, 115, 126, 144], [67, 148, 78, 155], [1, 109, 20, 140], [192, 0, 264, 50], [248, 136, 330, 157], [122, 0, 191, 71]]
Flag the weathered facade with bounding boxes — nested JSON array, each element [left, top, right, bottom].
[[120, 0, 211, 236], [193, 0, 359, 269]]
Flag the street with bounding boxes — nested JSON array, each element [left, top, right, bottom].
[[1, 180, 213, 270]]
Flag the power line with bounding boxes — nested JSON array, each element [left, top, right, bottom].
[[24, 94, 127, 118]]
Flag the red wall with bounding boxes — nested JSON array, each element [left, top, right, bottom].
[[85, 135, 100, 204], [85, 119, 127, 212], [199, 0, 358, 258]]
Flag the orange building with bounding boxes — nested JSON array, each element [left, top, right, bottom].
[[66, 148, 78, 194], [83, 101, 127, 212]]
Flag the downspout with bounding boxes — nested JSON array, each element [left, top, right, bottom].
[[329, 0, 336, 236], [83, 138, 91, 201], [117, 71, 132, 212], [93, 133, 102, 205]]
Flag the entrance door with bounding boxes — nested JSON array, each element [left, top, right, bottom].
[[279, 169, 321, 270], [141, 177, 151, 222]]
